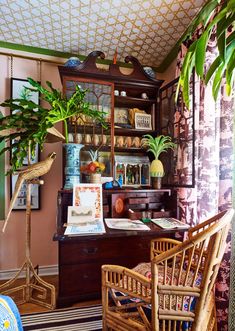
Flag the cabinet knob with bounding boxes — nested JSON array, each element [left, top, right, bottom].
[[83, 247, 98, 254]]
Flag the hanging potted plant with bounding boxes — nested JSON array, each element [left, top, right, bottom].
[[141, 134, 176, 189], [0, 78, 106, 188]]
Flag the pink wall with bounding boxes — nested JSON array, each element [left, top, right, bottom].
[[0, 55, 63, 272], [0, 52, 176, 273], [157, 58, 177, 85]]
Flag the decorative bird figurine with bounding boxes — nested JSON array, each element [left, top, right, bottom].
[[2, 152, 56, 233]]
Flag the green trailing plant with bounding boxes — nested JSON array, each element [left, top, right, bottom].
[[0, 78, 106, 173], [141, 134, 176, 177], [176, 0, 235, 108]]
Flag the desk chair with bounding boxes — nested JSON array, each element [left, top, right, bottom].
[[102, 209, 234, 331]]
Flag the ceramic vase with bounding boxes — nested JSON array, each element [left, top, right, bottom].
[[90, 173, 101, 184], [63, 143, 84, 189], [64, 57, 81, 67]]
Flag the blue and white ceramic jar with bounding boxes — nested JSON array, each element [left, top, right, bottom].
[[143, 66, 155, 78], [64, 57, 81, 67], [63, 143, 84, 189]]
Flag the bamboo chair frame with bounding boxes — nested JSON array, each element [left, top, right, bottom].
[[102, 209, 234, 331]]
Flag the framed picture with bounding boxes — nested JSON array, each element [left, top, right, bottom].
[[11, 78, 40, 164], [11, 78, 39, 104], [10, 174, 40, 210], [67, 205, 95, 224], [11, 140, 39, 166], [114, 107, 129, 125], [111, 193, 126, 218], [135, 113, 152, 130], [73, 183, 103, 222], [10, 78, 40, 210]]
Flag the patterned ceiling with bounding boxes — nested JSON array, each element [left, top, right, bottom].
[[0, 0, 207, 69]]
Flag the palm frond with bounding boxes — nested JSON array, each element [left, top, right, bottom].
[[176, 0, 235, 108], [141, 134, 176, 160]]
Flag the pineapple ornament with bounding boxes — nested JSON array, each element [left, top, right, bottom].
[[141, 134, 176, 189]]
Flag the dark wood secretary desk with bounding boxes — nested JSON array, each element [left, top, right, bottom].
[[54, 188, 187, 308], [54, 51, 194, 307]]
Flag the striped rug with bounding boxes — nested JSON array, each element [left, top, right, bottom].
[[21, 305, 102, 330]]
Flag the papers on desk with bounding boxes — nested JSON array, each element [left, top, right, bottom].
[[64, 218, 106, 236], [105, 218, 150, 231], [151, 218, 190, 229]]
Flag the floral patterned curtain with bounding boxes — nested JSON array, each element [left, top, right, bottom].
[[176, 41, 234, 330]]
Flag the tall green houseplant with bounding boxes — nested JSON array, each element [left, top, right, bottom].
[[0, 78, 106, 173], [176, 0, 235, 107]]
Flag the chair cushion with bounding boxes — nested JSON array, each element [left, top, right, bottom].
[[132, 262, 202, 311], [133, 262, 202, 285]]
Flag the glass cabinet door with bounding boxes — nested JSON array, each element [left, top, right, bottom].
[[63, 77, 114, 178], [159, 78, 195, 187]]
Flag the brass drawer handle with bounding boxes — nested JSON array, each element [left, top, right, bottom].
[[83, 247, 98, 254]]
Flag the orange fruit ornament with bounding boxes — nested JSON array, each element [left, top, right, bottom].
[[99, 162, 105, 171]]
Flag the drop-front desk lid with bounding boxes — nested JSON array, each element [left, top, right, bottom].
[[53, 220, 187, 242]]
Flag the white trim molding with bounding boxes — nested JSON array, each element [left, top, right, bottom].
[[0, 264, 58, 280]]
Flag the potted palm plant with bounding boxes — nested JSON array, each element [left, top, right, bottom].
[[141, 134, 176, 189], [0, 78, 106, 187]]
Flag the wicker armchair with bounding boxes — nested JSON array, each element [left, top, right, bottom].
[[102, 209, 234, 331]]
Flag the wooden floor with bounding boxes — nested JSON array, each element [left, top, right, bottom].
[[0, 274, 101, 315]]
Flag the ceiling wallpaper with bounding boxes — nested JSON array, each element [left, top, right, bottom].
[[0, 0, 207, 68]]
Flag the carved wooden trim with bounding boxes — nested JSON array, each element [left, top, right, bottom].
[[58, 51, 164, 87]]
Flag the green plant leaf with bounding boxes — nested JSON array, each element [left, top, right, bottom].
[[227, 31, 235, 45], [205, 56, 222, 84], [177, 0, 235, 107], [216, 12, 235, 40], [142, 134, 176, 160], [195, 30, 210, 78], [0, 77, 107, 172], [175, 42, 196, 104], [217, 18, 226, 61], [228, 0, 235, 12], [178, 0, 220, 43], [181, 42, 197, 79], [212, 62, 225, 100], [181, 52, 195, 108], [225, 49, 235, 94], [202, 0, 222, 26], [205, 7, 228, 31]]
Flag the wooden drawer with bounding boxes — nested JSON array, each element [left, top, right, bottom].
[[59, 235, 153, 265], [59, 263, 102, 296], [58, 255, 152, 297]]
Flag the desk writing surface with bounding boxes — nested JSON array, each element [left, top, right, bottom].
[[53, 221, 186, 242]]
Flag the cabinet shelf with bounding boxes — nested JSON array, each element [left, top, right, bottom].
[[114, 128, 157, 137], [114, 147, 146, 153], [114, 95, 156, 107], [69, 124, 111, 135]]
